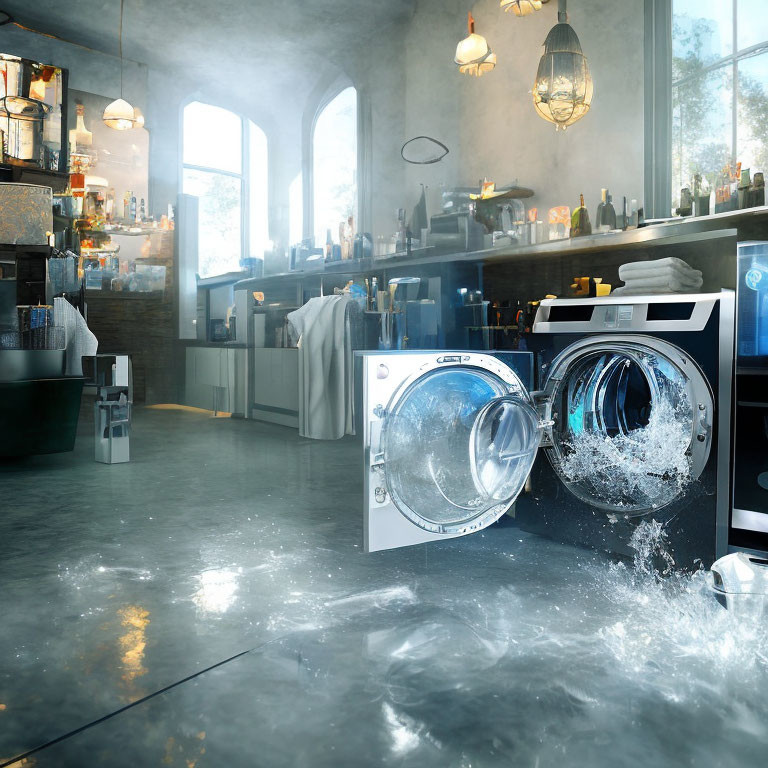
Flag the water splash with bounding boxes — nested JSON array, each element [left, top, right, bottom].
[[556, 385, 693, 512], [628, 518, 677, 579]]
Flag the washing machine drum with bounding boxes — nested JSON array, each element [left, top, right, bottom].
[[382, 365, 541, 535], [541, 337, 714, 516]]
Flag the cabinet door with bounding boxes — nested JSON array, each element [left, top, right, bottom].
[[196, 348, 223, 387], [185, 348, 213, 410], [252, 348, 299, 420], [226, 348, 246, 416]]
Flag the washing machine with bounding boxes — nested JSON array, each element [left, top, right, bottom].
[[358, 292, 735, 569]]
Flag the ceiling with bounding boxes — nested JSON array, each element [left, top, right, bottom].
[[0, 0, 417, 109]]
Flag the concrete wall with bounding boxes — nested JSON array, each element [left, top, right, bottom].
[[378, 0, 645, 228], [1, 0, 646, 310]]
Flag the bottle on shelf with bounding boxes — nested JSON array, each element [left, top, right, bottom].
[[325, 228, 333, 261], [123, 190, 131, 221], [571, 194, 592, 237], [69, 103, 92, 153], [595, 188, 616, 232], [371, 276, 378, 310], [619, 196, 628, 230], [628, 199, 639, 229], [130, 195, 137, 222], [395, 208, 407, 253], [139, 198, 146, 223]]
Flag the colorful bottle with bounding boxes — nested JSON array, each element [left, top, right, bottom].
[[571, 194, 592, 237]]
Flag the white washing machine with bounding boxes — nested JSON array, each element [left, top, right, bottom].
[[358, 293, 735, 569]]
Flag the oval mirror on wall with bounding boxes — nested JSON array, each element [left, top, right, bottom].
[[401, 136, 450, 165]]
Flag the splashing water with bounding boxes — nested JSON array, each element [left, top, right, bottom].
[[628, 518, 677, 578], [557, 386, 693, 512]]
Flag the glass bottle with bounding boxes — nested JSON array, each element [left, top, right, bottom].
[[69, 104, 92, 152], [596, 189, 616, 231]]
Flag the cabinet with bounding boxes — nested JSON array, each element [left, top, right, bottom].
[[184, 346, 246, 415], [251, 348, 299, 427]]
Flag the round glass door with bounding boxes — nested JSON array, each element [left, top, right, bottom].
[[382, 366, 540, 534], [542, 337, 713, 516]]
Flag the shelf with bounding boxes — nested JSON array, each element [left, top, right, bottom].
[[0, 163, 68, 193], [0, 244, 51, 253], [85, 290, 164, 300], [80, 228, 170, 237], [236, 212, 760, 294]]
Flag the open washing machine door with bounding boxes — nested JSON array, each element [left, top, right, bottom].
[[364, 353, 543, 552], [538, 335, 714, 516]]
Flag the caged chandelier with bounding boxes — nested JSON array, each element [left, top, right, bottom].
[[532, 0, 593, 129]]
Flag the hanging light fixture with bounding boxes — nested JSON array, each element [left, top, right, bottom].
[[103, 0, 138, 130], [501, 0, 551, 17], [532, 0, 593, 130], [455, 12, 496, 77]]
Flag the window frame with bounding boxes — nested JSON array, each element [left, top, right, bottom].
[[180, 100, 268, 278], [304, 79, 361, 247], [647, 0, 768, 217]]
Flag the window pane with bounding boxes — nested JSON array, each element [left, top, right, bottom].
[[182, 168, 242, 278], [671, 66, 733, 211], [183, 101, 242, 174], [249, 121, 269, 259], [737, 0, 768, 52], [313, 87, 357, 248], [738, 53, 768, 175], [673, 0, 733, 82]]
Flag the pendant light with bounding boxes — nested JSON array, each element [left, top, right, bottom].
[[532, 0, 593, 130], [501, 0, 551, 17], [103, 0, 138, 130], [455, 12, 496, 77]]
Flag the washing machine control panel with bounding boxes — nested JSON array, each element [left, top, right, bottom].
[[596, 304, 635, 329]]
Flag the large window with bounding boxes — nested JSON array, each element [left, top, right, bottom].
[[312, 87, 357, 249], [182, 101, 269, 278], [672, 0, 768, 210]]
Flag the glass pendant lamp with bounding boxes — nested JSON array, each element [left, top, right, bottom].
[[103, 0, 138, 130], [532, 0, 593, 129], [501, 0, 551, 17], [455, 12, 496, 77]]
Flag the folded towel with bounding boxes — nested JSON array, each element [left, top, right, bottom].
[[619, 273, 703, 292], [619, 257, 698, 280], [619, 264, 702, 285]]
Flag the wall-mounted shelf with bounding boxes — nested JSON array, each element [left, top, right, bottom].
[[0, 163, 68, 193]]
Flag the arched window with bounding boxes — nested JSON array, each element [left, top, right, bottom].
[[182, 101, 269, 278], [312, 87, 357, 250]]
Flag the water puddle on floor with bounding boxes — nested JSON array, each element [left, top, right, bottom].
[[242, 521, 768, 767]]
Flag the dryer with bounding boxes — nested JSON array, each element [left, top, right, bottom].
[[358, 293, 735, 569]]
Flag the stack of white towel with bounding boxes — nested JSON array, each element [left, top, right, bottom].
[[613, 257, 703, 296]]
